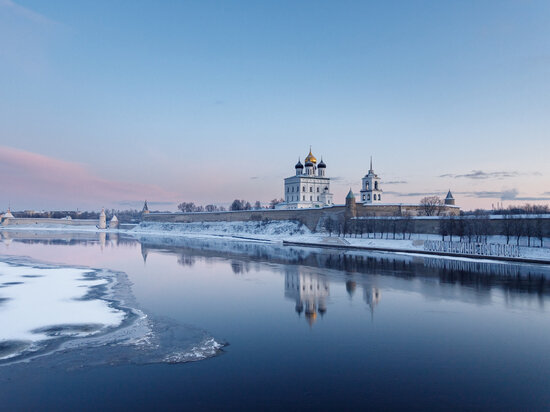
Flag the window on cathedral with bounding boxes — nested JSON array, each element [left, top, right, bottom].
[[363, 195, 365, 201], [316, 187, 319, 192], [317, 196, 319, 201], [368, 194, 371, 200], [366, 182, 369, 190], [375, 181, 378, 190], [310, 196, 312, 201], [287, 187, 289, 193], [303, 195, 305, 201], [303, 186, 305, 192], [309, 187, 312, 192], [379, 194, 381, 200]]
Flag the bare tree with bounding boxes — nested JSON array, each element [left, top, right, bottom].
[[420, 196, 443, 216], [269, 198, 284, 209], [510, 217, 525, 246], [502, 214, 514, 244], [401, 213, 413, 240], [178, 202, 196, 213], [324, 216, 335, 236], [534, 215, 545, 247]]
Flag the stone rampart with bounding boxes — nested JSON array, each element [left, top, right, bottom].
[[143, 207, 347, 231], [1, 218, 98, 227]]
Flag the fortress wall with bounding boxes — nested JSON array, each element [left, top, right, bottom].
[[143, 208, 550, 237], [142, 204, 459, 231], [143, 207, 347, 231], [1, 218, 98, 227], [355, 204, 460, 218]]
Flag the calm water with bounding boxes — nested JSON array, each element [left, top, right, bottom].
[[1, 231, 550, 411]]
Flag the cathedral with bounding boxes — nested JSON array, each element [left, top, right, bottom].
[[278, 148, 384, 209], [280, 148, 334, 209]]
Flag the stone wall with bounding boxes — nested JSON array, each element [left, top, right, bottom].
[[143, 208, 550, 238], [1, 218, 98, 227], [142, 204, 458, 231], [143, 207, 347, 231]]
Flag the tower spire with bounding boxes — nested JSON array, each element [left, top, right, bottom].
[[370, 156, 373, 172]]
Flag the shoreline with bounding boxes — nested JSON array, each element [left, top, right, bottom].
[[2, 223, 550, 265], [281, 240, 550, 265]]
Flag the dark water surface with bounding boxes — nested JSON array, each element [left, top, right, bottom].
[[1, 231, 550, 411]]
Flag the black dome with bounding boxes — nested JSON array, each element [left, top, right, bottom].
[[318, 160, 326, 168], [295, 160, 303, 169]]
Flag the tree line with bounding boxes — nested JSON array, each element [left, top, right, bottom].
[[323, 212, 547, 248], [177, 198, 284, 212]]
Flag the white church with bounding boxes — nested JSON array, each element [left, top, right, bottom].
[[277, 149, 385, 209], [279, 148, 334, 209]]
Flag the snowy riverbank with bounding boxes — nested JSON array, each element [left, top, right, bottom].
[[3, 220, 550, 263]]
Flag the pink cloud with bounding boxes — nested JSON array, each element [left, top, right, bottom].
[[0, 146, 180, 209]]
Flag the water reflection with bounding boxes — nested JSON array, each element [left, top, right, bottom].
[[285, 270, 329, 326], [3, 231, 550, 314]]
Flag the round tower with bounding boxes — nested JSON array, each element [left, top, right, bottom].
[[109, 215, 119, 229], [345, 189, 357, 219], [445, 190, 456, 206], [98, 208, 107, 229]]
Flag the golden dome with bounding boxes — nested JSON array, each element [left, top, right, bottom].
[[305, 148, 317, 164]]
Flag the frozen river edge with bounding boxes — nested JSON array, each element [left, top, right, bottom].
[[0, 256, 225, 367]]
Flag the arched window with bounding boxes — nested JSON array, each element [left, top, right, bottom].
[[317, 196, 319, 201], [366, 182, 370, 190], [310, 196, 312, 201], [378, 194, 381, 200], [303, 186, 305, 192], [287, 187, 289, 193], [375, 181, 378, 190], [310, 187, 313, 192], [367, 194, 371, 200], [303, 195, 305, 201], [317, 187, 319, 192], [362, 195, 365, 201]]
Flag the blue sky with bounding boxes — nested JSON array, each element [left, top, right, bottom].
[[1, 0, 549, 210]]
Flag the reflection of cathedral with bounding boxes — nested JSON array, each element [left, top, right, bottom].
[[364, 287, 381, 317], [285, 270, 329, 326]]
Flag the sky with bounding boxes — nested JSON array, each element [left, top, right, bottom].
[[1, 0, 549, 211]]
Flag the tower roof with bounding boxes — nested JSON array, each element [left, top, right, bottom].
[[346, 189, 355, 199], [295, 158, 303, 169], [446, 190, 454, 199]]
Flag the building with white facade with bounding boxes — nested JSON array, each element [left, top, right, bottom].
[[360, 157, 383, 204], [279, 149, 333, 209]]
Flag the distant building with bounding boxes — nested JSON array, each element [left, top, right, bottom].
[[98, 208, 107, 229], [109, 215, 119, 229], [278, 148, 333, 209], [360, 157, 383, 204], [142, 200, 150, 214], [445, 190, 456, 206]]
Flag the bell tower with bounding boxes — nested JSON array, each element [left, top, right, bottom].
[[360, 157, 382, 204]]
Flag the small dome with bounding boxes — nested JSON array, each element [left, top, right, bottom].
[[295, 159, 303, 169], [318, 159, 326, 168], [305, 160, 314, 167]]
